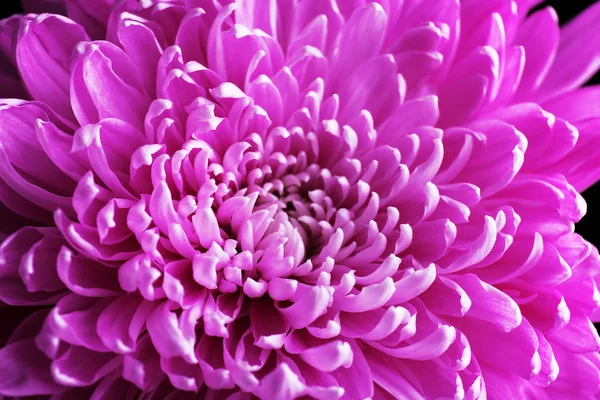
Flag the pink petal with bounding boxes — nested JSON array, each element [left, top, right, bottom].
[[16, 14, 88, 122], [0, 339, 63, 396], [537, 1, 600, 100], [70, 41, 150, 128]]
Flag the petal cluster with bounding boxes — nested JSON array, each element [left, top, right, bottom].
[[1, 0, 600, 399]]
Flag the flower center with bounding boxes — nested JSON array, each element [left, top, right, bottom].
[[127, 78, 406, 326], [196, 134, 346, 292]]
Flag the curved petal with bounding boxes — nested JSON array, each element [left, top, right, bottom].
[[16, 14, 88, 122]]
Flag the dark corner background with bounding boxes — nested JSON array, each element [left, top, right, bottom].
[[1, 1, 22, 19], [0, 0, 600, 329]]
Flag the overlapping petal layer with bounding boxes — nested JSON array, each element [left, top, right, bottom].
[[1, 0, 600, 399]]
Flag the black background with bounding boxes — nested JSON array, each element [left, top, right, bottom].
[[1, 1, 22, 18], [0, 0, 599, 330]]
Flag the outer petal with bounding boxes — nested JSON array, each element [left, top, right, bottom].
[[70, 41, 151, 128], [537, 1, 600, 100], [17, 14, 88, 123], [512, 7, 559, 99], [0, 101, 76, 219], [551, 118, 600, 192], [65, 0, 113, 40], [0, 318, 64, 396]]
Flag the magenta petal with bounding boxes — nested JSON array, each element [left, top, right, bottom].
[[546, 347, 600, 398], [56, 247, 121, 297], [176, 9, 209, 65], [542, 86, 600, 123], [0, 339, 63, 396], [147, 301, 199, 364], [299, 339, 353, 372], [113, 13, 164, 98], [537, 1, 600, 99], [250, 296, 289, 349], [0, 1, 598, 398], [51, 345, 122, 387], [330, 340, 373, 399], [96, 295, 156, 353], [420, 276, 472, 317], [460, 318, 540, 381], [0, 102, 75, 217], [70, 41, 150, 128], [337, 277, 396, 313], [513, 7, 559, 98], [336, 54, 403, 125], [122, 335, 162, 390], [277, 285, 331, 329], [65, 0, 112, 41], [44, 294, 111, 353], [363, 346, 424, 399], [370, 323, 457, 361], [16, 14, 88, 122], [329, 3, 387, 88], [256, 363, 305, 400], [385, 263, 437, 305], [72, 118, 146, 198], [549, 309, 600, 353], [453, 274, 522, 332], [377, 96, 440, 147], [0, 227, 66, 306], [0, 16, 27, 99], [196, 335, 235, 390], [36, 119, 89, 181], [554, 118, 600, 192], [451, 121, 527, 197]]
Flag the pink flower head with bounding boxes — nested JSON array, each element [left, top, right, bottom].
[[2, 0, 600, 398]]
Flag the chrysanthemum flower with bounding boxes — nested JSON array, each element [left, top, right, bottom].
[[2, 0, 600, 398]]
